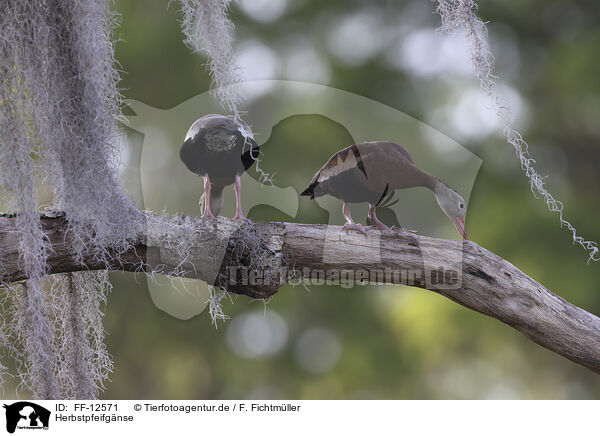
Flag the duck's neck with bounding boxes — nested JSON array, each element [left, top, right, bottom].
[[417, 169, 439, 192], [431, 178, 457, 206]]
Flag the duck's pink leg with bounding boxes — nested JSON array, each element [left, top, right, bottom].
[[202, 176, 216, 219], [233, 175, 249, 221], [368, 204, 389, 231], [341, 203, 366, 235]]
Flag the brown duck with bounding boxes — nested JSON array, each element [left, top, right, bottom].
[[301, 141, 468, 239]]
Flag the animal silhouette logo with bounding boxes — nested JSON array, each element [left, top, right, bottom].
[[124, 80, 481, 319], [2, 402, 50, 434]]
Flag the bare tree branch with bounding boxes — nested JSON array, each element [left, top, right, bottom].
[[1, 212, 599, 374]]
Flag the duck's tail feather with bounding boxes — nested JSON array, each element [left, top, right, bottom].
[[300, 181, 318, 199], [199, 185, 225, 215]]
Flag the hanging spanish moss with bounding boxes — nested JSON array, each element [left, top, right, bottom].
[[31, 0, 143, 261], [49, 272, 113, 400], [0, 0, 142, 399], [1, 273, 112, 399], [178, 0, 245, 113], [207, 285, 230, 326], [436, 0, 599, 262], [0, 0, 57, 400], [6, 282, 58, 399]]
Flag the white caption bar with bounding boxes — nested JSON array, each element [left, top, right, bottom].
[[1, 400, 597, 435]]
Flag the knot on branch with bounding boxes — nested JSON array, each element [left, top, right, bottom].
[[216, 221, 287, 298]]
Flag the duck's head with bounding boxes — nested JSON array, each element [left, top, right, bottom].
[[433, 182, 468, 240]]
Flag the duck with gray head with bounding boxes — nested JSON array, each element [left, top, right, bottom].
[[301, 141, 468, 239]]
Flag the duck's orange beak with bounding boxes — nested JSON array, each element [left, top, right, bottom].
[[451, 216, 468, 240]]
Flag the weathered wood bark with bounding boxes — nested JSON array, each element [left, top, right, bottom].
[[0, 212, 599, 374]]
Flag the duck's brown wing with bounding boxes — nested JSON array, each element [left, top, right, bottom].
[[370, 141, 414, 163], [356, 141, 427, 192], [301, 144, 366, 199], [300, 141, 431, 201], [314, 144, 367, 183]]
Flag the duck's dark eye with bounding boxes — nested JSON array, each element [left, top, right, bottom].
[[459, 202, 464, 209]]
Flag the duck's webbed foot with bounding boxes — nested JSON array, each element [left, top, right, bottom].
[[342, 222, 367, 235], [341, 202, 367, 235], [370, 219, 389, 232], [233, 212, 250, 222]]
